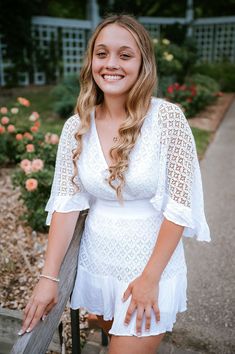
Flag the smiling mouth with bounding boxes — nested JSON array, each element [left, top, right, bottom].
[[102, 74, 124, 81]]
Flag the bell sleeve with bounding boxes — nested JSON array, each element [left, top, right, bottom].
[[150, 102, 211, 242], [44, 114, 91, 226]]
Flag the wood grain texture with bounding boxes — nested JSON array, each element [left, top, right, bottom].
[[10, 210, 88, 354]]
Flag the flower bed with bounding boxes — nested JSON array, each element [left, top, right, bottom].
[[0, 97, 59, 231]]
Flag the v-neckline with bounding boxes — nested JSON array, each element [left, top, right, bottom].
[[91, 108, 112, 169], [90, 101, 152, 170]]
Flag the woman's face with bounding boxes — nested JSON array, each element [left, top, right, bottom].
[[92, 23, 142, 99]]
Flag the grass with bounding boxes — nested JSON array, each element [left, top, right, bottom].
[[0, 86, 212, 156], [0, 86, 65, 135], [191, 127, 212, 159]]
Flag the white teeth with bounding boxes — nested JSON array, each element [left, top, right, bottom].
[[103, 75, 123, 81]]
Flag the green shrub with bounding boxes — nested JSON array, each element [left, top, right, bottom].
[[153, 37, 198, 95], [192, 63, 235, 92], [12, 167, 54, 232], [52, 75, 80, 118], [165, 74, 220, 118], [186, 73, 220, 93], [0, 97, 60, 231]]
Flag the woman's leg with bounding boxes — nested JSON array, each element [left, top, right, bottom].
[[108, 333, 165, 354]]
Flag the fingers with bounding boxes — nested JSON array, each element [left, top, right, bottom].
[[124, 300, 136, 326], [19, 300, 51, 335], [26, 303, 47, 332], [42, 301, 55, 320], [145, 306, 152, 332], [153, 303, 160, 322], [136, 306, 144, 336], [22, 298, 33, 322], [122, 284, 132, 302], [19, 302, 38, 335]]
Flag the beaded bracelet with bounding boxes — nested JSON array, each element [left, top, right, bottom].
[[39, 274, 60, 283]]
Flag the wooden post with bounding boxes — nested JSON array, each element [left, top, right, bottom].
[[10, 210, 88, 354]]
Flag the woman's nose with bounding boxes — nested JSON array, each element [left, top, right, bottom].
[[105, 56, 120, 70]]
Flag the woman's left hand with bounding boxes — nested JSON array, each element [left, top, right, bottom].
[[122, 274, 160, 335]]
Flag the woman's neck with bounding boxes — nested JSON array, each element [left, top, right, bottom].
[[100, 95, 127, 121]]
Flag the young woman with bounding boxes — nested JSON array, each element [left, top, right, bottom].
[[19, 14, 210, 353]]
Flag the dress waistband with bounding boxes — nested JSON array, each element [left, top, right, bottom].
[[91, 198, 156, 218]]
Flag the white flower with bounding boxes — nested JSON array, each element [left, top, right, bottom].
[[11, 107, 19, 114], [152, 38, 158, 45], [162, 38, 170, 45], [163, 52, 174, 61]]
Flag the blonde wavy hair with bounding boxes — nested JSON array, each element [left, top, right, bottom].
[[72, 14, 157, 200]]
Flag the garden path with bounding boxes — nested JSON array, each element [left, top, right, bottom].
[[171, 98, 235, 354]]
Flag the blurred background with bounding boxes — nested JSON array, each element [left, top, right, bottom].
[[0, 1, 235, 354]]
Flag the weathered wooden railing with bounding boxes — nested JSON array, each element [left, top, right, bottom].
[[10, 210, 88, 354]]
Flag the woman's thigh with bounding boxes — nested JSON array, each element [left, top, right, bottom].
[[108, 333, 165, 354]]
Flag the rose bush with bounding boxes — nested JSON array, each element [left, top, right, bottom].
[[0, 97, 60, 231], [153, 37, 198, 95], [165, 74, 220, 118]]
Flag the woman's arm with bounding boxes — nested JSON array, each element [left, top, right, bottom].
[[123, 218, 184, 335], [142, 218, 184, 283], [19, 210, 80, 335], [42, 210, 80, 277]]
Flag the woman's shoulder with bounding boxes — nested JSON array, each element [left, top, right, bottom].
[[59, 113, 82, 139], [150, 96, 189, 130], [63, 113, 81, 130]]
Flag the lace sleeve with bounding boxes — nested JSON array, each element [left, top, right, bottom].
[[44, 114, 90, 226], [150, 101, 210, 242]]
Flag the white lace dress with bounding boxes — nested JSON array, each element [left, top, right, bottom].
[[45, 97, 210, 336]]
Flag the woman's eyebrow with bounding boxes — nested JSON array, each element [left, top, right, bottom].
[[95, 44, 135, 52]]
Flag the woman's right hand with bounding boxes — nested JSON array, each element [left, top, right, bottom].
[[18, 277, 59, 336]]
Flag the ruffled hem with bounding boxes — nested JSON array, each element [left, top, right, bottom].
[[150, 194, 211, 242], [70, 266, 187, 336], [45, 194, 90, 226]]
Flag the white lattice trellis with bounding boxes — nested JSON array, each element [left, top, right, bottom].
[[31, 22, 58, 84], [214, 23, 235, 62], [62, 27, 87, 76], [193, 17, 235, 63]]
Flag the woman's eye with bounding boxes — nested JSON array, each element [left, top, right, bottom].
[[96, 52, 106, 57], [120, 53, 131, 59]]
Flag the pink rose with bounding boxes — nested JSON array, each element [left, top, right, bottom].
[[26, 144, 35, 153], [25, 178, 38, 191], [1, 116, 9, 125], [34, 121, 40, 128], [29, 111, 39, 121], [50, 134, 59, 144], [23, 132, 33, 140], [0, 125, 5, 134], [31, 159, 44, 172], [17, 97, 30, 107], [16, 133, 23, 141], [7, 124, 15, 133], [30, 125, 39, 133], [0, 107, 8, 114], [20, 159, 32, 174], [44, 133, 59, 144]]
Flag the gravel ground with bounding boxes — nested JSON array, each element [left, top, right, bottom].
[[0, 168, 88, 353]]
